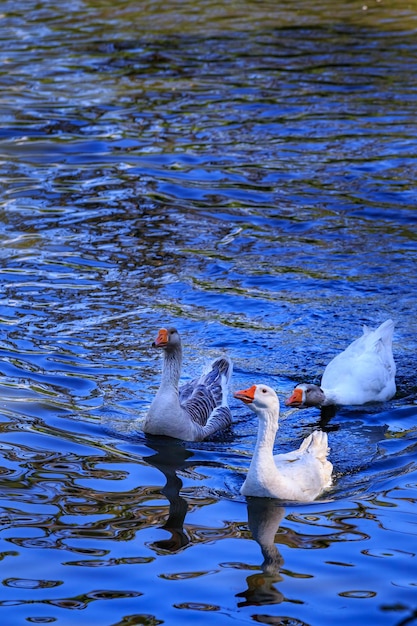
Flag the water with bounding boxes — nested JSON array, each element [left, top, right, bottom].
[[0, 1, 417, 624]]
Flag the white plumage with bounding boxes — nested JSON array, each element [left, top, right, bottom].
[[235, 384, 332, 501], [286, 319, 396, 408]]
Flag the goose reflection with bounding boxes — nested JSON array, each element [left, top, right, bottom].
[[144, 436, 193, 553], [237, 497, 286, 607]]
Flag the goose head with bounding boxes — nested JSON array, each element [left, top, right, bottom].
[[285, 383, 326, 408], [234, 384, 279, 415], [152, 327, 181, 352]]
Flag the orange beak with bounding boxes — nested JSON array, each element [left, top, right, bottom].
[[234, 385, 257, 404], [285, 388, 304, 407], [153, 328, 169, 348]]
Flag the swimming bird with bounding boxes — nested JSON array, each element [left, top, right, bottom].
[[143, 327, 233, 441], [285, 319, 396, 408], [234, 384, 332, 501]]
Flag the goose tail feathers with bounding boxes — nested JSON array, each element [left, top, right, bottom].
[[299, 430, 329, 462], [362, 318, 395, 346], [210, 356, 233, 405]]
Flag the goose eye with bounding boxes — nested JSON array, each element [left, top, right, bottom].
[[262, 388, 267, 393]]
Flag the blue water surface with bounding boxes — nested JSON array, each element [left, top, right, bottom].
[[0, 1, 417, 625]]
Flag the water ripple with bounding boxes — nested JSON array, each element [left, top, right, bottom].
[[0, 1, 417, 624]]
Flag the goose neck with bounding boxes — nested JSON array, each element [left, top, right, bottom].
[[320, 387, 339, 405], [253, 409, 278, 453], [160, 345, 182, 390]]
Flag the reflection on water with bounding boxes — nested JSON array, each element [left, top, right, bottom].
[[0, 0, 417, 624], [237, 499, 286, 607], [144, 437, 192, 553]]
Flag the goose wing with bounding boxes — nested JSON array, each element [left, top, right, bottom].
[[181, 356, 233, 429], [274, 431, 332, 499], [322, 320, 396, 402]]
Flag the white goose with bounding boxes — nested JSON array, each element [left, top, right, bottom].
[[286, 319, 396, 408], [143, 327, 233, 441], [234, 384, 332, 501]]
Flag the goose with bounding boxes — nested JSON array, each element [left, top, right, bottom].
[[143, 327, 233, 441], [286, 319, 396, 408], [234, 384, 332, 501]]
